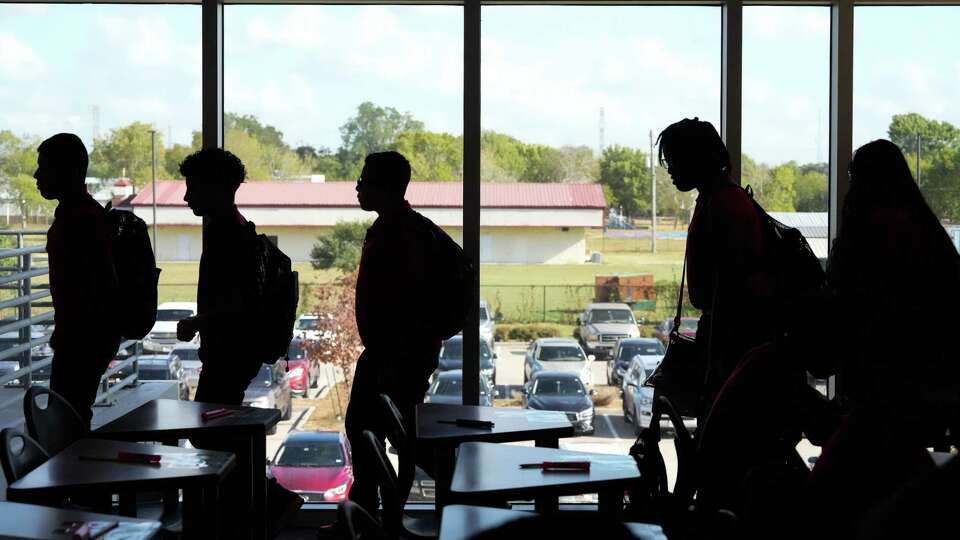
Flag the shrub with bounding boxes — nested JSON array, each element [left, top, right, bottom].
[[494, 323, 566, 342]]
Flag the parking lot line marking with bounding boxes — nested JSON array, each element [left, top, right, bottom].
[[602, 413, 621, 441]]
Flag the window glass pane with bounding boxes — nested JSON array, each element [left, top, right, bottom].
[[225, 5, 463, 506], [0, 4, 202, 321], [480, 5, 720, 502], [854, 6, 960, 225]]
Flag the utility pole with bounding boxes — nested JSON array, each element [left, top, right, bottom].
[[150, 130, 158, 259], [598, 107, 606, 156], [916, 133, 922, 186], [649, 129, 657, 254]]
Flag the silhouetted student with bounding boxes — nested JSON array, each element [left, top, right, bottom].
[[347, 151, 441, 515], [827, 139, 960, 436], [174, 148, 301, 534], [802, 140, 960, 538], [35, 133, 120, 426], [657, 118, 775, 419]]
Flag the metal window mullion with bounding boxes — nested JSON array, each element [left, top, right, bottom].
[[462, 0, 481, 406], [721, 0, 743, 184], [202, 0, 224, 150], [827, 0, 853, 401]]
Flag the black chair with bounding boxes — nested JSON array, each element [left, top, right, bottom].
[[23, 386, 87, 455], [379, 394, 417, 502], [0, 427, 49, 484], [337, 500, 387, 540], [361, 430, 437, 540], [655, 395, 696, 505]]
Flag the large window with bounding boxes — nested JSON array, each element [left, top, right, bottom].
[[854, 6, 960, 226], [479, 5, 720, 497]]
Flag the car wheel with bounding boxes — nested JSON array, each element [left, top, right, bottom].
[[282, 402, 292, 421], [633, 414, 644, 437], [310, 371, 319, 389], [622, 402, 632, 423]]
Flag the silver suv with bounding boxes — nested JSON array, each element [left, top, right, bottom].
[[575, 303, 640, 359]]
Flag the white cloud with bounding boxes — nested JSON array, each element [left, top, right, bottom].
[[0, 33, 47, 82], [96, 14, 201, 76], [744, 7, 829, 41]]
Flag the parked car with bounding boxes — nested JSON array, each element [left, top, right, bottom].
[[621, 354, 695, 435], [436, 335, 496, 388], [143, 302, 198, 353], [479, 300, 497, 347], [244, 361, 293, 432], [286, 338, 319, 397], [522, 372, 595, 434], [169, 343, 201, 393], [523, 338, 594, 388], [269, 431, 353, 503], [607, 338, 665, 386], [0, 327, 53, 387], [136, 354, 190, 400], [574, 303, 641, 358], [424, 370, 496, 406], [293, 314, 320, 341], [653, 317, 699, 347]]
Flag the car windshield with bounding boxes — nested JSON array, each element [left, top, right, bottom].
[[590, 309, 635, 323], [288, 342, 306, 360], [619, 342, 665, 361], [296, 318, 318, 330], [439, 339, 494, 369], [533, 378, 585, 396], [156, 309, 193, 322], [538, 346, 585, 362], [171, 348, 199, 362], [254, 365, 273, 386], [139, 365, 172, 380], [433, 376, 489, 396], [275, 440, 345, 467]]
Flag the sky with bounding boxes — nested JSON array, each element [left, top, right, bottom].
[[1, 4, 959, 167]]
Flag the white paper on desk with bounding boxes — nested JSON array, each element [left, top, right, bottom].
[[101, 522, 162, 540], [156, 452, 231, 470]]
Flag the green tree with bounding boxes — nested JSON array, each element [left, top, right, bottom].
[[164, 142, 199, 178], [759, 162, 799, 211], [391, 130, 463, 181], [295, 145, 342, 178], [599, 145, 650, 218], [0, 131, 54, 222], [338, 102, 424, 179], [794, 168, 828, 212], [888, 113, 960, 156], [921, 147, 960, 220], [558, 145, 599, 183], [480, 131, 526, 181], [310, 221, 371, 273], [89, 122, 169, 189], [225, 113, 287, 149], [519, 144, 565, 182], [224, 128, 271, 180]]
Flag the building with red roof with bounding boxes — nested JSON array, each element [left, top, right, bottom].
[[131, 180, 606, 264]]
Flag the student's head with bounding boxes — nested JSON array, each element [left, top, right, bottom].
[[355, 151, 411, 212], [657, 118, 731, 192], [848, 139, 921, 204], [180, 148, 246, 217], [34, 133, 89, 201]]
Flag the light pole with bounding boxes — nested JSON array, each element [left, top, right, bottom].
[[649, 130, 657, 254], [150, 130, 158, 259]]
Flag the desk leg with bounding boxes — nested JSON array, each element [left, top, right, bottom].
[[183, 487, 202, 538], [251, 435, 267, 540], [118, 492, 137, 517], [433, 445, 455, 517], [535, 436, 559, 448], [597, 489, 623, 517]]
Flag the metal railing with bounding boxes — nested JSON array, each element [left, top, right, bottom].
[[0, 230, 141, 405]]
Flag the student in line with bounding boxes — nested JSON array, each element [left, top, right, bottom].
[[35, 133, 120, 426]]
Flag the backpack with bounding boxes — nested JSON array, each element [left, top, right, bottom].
[[104, 202, 161, 341], [745, 186, 826, 302], [250, 232, 299, 364], [414, 214, 474, 340]]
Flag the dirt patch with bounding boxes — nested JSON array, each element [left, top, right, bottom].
[[591, 385, 619, 407], [299, 384, 349, 433]]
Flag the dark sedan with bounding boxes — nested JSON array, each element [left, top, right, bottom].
[[522, 372, 595, 434], [437, 335, 497, 388], [424, 369, 497, 406]]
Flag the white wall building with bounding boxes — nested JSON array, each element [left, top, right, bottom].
[[131, 181, 606, 264]]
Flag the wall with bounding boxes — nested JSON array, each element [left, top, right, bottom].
[[152, 224, 586, 264]]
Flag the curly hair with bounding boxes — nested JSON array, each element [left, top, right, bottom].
[[179, 148, 246, 190], [656, 117, 731, 174]]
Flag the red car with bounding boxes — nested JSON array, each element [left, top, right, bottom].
[[285, 339, 319, 397], [269, 431, 353, 503], [653, 316, 700, 347]]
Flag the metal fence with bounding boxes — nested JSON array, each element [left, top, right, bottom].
[[0, 230, 142, 405]]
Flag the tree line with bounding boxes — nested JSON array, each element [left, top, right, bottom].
[[6, 108, 960, 222]]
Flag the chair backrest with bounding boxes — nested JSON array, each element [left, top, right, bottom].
[[0, 428, 49, 484], [378, 394, 415, 505], [23, 386, 87, 455], [362, 430, 402, 540], [338, 500, 387, 540]]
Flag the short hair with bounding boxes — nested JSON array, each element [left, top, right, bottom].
[[38, 133, 88, 182], [362, 151, 411, 196], [656, 117, 731, 173], [179, 148, 246, 191]]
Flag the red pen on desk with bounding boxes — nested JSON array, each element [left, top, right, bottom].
[[202, 408, 233, 421], [519, 461, 591, 472], [116, 451, 162, 464]]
